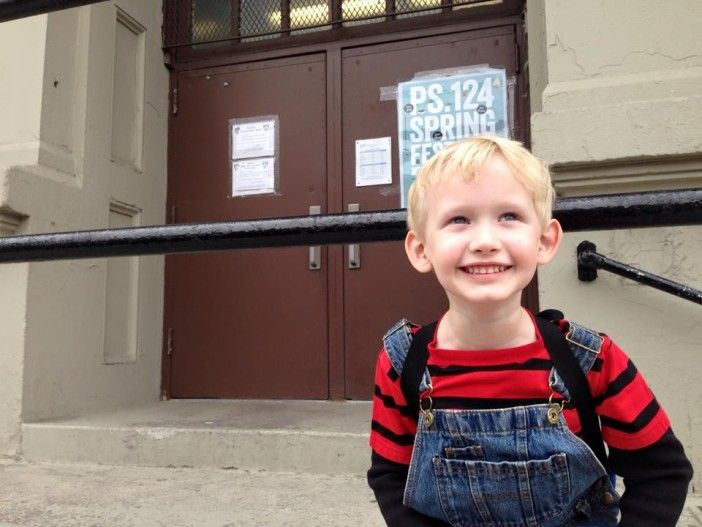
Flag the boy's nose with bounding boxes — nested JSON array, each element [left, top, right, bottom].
[[469, 224, 500, 253]]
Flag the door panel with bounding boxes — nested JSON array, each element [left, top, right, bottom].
[[341, 27, 519, 398], [169, 54, 328, 398]]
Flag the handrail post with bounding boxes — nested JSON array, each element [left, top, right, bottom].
[[577, 240, 702, 306], [576, 241, 598, 282]]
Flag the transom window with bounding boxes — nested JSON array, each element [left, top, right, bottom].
[[163, 0, 498, 48]]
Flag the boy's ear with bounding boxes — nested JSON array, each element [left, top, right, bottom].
[[405, 230, 433, 273], [536, 219, 563, 265]]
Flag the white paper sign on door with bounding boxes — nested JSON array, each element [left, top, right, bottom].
[[229, 115, 279, 197], [231, 119, 276, 159], [355, 136, 392, 187], [232, 158, 276, 196]]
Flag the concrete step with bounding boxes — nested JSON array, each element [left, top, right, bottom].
[[21, 400, 372, 475]]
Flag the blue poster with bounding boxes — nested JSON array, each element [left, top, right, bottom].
[[397, 68, 509, 208]]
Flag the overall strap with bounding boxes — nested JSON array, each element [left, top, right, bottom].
[[535, 316, 608, 469], [400, 321, 437, 419]]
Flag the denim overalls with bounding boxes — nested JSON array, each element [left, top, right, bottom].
[[383, 320, 620, 527]]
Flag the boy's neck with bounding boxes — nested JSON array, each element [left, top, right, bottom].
[[438, 305, 536, 351]]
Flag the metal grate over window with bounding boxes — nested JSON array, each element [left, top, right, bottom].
[[163, 0, 497, 48]]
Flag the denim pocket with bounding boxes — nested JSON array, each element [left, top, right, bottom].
[[433, 452, 571, 527]]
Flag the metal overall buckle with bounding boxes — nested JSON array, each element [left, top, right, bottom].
[[547, 380, 570, 425], [419, 384, 435, 428]]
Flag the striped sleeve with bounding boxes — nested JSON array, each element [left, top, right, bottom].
[[369, 348, 418, 465], [592, 336, 670, 450]]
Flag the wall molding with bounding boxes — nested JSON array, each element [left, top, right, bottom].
[[551, 154, 702, 197], [0, 210, 24, 236], [109, 199, 141, 220]]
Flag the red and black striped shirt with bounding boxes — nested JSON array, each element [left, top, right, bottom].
[[370, 314, 670, 465]]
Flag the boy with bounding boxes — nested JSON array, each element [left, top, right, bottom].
[[368, 136, 692, 526]]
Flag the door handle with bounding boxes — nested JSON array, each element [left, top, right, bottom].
[[309, 205, 321, 270], [348, 203, 360, 270]]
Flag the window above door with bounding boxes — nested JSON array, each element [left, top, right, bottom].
[[163, 0, 511, 50]]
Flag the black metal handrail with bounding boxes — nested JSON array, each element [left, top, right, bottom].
[[577, 241, 702, 305], [0, 210, 406, 263], [0, 189, 700, 264]]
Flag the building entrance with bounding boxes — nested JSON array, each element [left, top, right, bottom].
[[164, 23, 524, 399]]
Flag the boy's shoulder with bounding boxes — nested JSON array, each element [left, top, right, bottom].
[[564, 320, 607, 355], [381, 319, 433, 395], [382, 319, 419, 375], [530, 309, 609, 354], [382, 318, 418, 342]]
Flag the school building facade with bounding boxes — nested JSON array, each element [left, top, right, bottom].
[[0, 0, 700, 491]]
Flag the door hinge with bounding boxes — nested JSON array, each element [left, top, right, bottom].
[[166, 327, 174, 357], [172, 87, 178, 115]]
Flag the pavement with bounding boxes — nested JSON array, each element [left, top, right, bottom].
[[1, 459, 701, 527], [0, 459, 384, 527]]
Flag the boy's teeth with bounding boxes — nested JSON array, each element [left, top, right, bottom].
[[466, 266, 506, 274]]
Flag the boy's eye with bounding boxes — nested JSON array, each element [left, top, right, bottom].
[[500, 212, 519, 222], [449, 216, 468, 225]]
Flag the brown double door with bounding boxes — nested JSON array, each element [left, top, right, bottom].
[[166, 25, 521, 399]]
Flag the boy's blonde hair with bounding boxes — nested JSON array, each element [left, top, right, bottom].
[[407, 135, 555, 234]]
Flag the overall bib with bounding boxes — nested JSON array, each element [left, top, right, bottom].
[[383, 320, 620, 527]]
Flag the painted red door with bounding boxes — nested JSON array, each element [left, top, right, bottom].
[[168, 54, 329, 398]]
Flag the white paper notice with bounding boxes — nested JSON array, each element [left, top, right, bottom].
[[232, 158, 275, 196], [232, 120, 276, 159], [355, 137, 392, 187]]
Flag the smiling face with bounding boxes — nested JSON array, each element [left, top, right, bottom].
[[405, 154, 562, 317]]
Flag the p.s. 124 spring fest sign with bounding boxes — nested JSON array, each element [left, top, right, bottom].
[[397, 68, 508, 207]]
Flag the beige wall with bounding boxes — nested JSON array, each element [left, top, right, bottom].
[[0, 218, 28, 456], [528, 0, 702, 491], [0, 0, 168, 453], [529, 0, 702, 170], [0, 17, 47, 171], [0, 14, 48, 457]]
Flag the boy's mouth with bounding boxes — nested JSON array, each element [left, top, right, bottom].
[[462, 265, 510, 275]]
